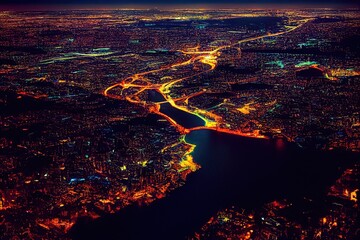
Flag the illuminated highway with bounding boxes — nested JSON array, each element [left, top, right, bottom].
[[103, 18, 314, 172], [103, 19, 313, 172], [103, 19, 312, 171], [2, 8, 359, 240], [104, 18, 312, 142]]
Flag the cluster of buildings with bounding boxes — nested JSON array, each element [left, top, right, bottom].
[[0, 8, 358, 239]]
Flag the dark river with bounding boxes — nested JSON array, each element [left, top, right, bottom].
[[148, 90, 205, 128], [70, 91, 357, 240]]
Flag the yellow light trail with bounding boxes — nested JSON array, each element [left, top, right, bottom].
[[103, 17, 312, 163]]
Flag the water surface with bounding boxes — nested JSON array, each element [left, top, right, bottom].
[[148, 90, 205, 128], [71, 129, 356, 240]]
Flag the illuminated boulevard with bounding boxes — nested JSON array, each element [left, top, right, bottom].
[[1, 8, 359, 240], [103, 18, 310, 139], [69, 17, 357, 240], [71, 128, 357, 240]]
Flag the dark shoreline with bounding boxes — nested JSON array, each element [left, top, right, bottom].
[[70, 129, 357, 240]]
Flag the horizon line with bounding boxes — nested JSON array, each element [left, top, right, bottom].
[[1, 3, 359, 11]]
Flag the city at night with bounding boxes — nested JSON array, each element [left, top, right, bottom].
[[0, 0, 359, 239]]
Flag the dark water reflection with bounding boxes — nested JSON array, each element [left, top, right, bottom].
[[71, 129, 356, 240]]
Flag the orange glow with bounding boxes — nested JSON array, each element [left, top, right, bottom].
[[244, 231, 252, 239], [101, 19, 308, 180], [207, 217, 214, 225], [17, 91, 48, 99], [236, 102, 256, 115], [315, 231, 322, 238], [179, 154, 198, 172], [350, 189, 358, 202]]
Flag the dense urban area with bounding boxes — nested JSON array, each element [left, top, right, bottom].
[[0, 8, 359, 239]]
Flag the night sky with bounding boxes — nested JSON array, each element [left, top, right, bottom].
[[0, 0, 358, 6]]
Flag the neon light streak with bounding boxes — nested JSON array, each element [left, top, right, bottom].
[[103, 18, 311, 167]]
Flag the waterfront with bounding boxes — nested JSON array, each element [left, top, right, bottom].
[[72, 84, 357, 240], [71, 128, 356, 240], [1, 8, 359, 240], [148, 90, 206, 128]]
